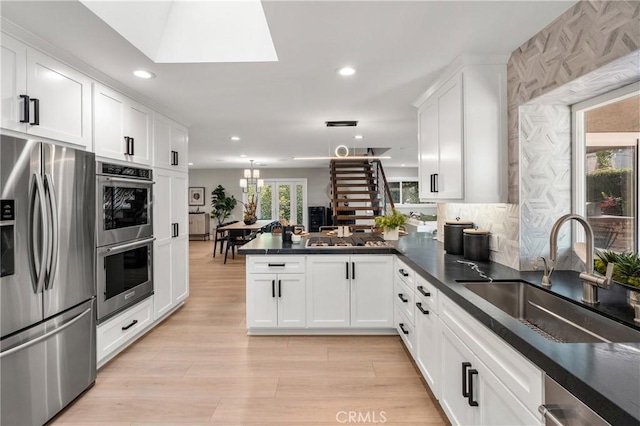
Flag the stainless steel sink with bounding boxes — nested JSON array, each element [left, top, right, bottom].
[[461, 281, 640, 343]]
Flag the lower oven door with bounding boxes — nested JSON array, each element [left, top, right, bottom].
[[97, 237, 154, 322]]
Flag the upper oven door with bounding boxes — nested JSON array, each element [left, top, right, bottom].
[[97, 176, 153, 247]]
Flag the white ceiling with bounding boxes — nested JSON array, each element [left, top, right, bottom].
[[1, 1, 576, 169]]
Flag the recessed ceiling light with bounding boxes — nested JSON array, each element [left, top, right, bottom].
[[337, 66, 356, 76], [230, 136, 241, 141], [133, 69, 156, 79], [188, 162, 194, 166], [354, 135, 364, 140], [401, 164, 406, 167], [240, 154, 247, 158]]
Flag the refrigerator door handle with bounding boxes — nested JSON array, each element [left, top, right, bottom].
[[28, 173, 49, 294], [44, 174, 59, 289], [0, 307, 91, 359]]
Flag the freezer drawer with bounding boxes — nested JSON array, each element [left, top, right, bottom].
[[1, 299, 96, 426]]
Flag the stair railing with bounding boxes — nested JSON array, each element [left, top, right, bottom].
[[372, 160, 395, 214]]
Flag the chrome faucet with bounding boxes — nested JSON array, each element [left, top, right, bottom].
[[543, 213, 614, 305]]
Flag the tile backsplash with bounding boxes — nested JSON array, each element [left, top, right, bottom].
[[437, 203, 519, 270]]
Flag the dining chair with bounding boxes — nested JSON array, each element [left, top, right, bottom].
[[213, 220, 239, 257], [224, 229, 254, 264]]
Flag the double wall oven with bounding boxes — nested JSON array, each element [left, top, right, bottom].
[[96, 162, 154, 322]]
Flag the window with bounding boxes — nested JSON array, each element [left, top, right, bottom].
[[388, 179, 424, 205], [572, 83, 639, 252], [245, 179, 307, 226]]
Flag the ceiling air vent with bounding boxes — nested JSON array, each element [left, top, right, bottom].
[[325, 121, 358, 127]]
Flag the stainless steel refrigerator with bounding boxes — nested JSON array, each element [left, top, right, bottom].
[[1, 135, 97, 425]]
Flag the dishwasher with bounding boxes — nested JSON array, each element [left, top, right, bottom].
[[539, 376, 609, 425]]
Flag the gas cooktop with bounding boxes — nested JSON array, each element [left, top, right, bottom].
[[305, 235, 391, 248]]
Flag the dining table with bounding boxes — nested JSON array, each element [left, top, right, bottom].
[[217, 219, 276, 232]]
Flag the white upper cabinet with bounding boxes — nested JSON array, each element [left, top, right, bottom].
[[94, 83, 152, 165], [153, 113, 188, 172], [1, 34, 92, 148], [414, 56, 508, 203]]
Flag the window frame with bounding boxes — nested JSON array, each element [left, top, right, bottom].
[[571, 82, 640, 251], [387, 177, 427, 207]]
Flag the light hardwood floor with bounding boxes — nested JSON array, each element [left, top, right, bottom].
[[53, 241, 448, 425]]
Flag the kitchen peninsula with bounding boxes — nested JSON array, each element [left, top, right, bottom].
[[239, 232, 640, 426]]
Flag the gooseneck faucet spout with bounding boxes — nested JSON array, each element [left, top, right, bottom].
[[546, 213, 614, 305]]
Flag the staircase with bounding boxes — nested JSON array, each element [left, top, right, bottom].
[[330, 159, 394, 230]]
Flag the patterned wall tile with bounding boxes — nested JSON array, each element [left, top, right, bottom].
[[437, 203, 520, 270], [507, 0, 640, 204]]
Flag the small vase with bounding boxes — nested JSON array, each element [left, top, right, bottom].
[[384, 227, 399, 241], [244, 217, 257, 225]]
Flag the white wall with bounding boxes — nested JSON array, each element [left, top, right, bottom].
[[188, 166, 435, 227]]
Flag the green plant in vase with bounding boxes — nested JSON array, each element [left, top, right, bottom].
[[595, 250, 640, 288], [374, 209, 407, 240], [211, 185, 237, 225]]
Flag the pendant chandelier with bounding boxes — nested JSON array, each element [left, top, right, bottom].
[[239, 160, 264, 191]]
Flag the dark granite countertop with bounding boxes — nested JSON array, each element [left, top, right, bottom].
[[240, 233, 640, 425]]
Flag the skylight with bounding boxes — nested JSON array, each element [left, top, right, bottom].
[[79, 0, 278, 63]]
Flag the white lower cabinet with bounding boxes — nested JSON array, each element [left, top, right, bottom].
[[247, 273, 306, 328], [439, 321, 540, 426], [96, 296, 153, 367], [306, 255, 393, 328], [415, 293, 439, 398], [393, 257, 543, 426], [306, 255, 351, 327]]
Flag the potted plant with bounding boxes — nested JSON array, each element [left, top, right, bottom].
[[374, 208, 407, 241], [211, 185, 237, 225], [241, 194, 257, 225], [595, 250, 640, 323]]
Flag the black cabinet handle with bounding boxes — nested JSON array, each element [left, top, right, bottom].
[[30, 98, 39, 125], [429, 174, 434, 193], [172, 223, 179, 238], [130, 137, 135, 156], [398, 293, 408, 303], [352, 262, 355, 280], [124, 137, 131, 155], [278, 280, 282, 298], [417, 286, 431, 297], [433, 174, 439, 193], [174, 150, 178, 165], [468, 369, 479, 407], [399, 323, 409, 335], [271, 280, 275, 298], [121, 319, 138, 331], [416, 302, 429, 315], [268, 263, 286, 267], [19, 94, 30, 123], [399, 268, 409, 277], [462, 362, 472, 397], [346, 262, 349, 280]]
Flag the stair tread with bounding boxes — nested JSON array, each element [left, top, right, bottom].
[[336, 190, 378, 194], [336, 215, 378, 220], [336, 198, 376, 203], [335, 183, 375, 187], [336, 206, 382, 211], [331, 170, 374, 174]]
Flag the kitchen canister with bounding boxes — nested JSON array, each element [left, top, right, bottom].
[[443, 218, 474, 254], [463, 228, 491, 261]]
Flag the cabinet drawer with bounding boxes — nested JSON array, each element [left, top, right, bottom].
[[415, 275, 439, 314], [439, 295, 543, 416], [395, 308, 416, 356], [394, 277, 415, 325], [395, 258, 415, 288], [97, 297, 153, 364], [248, 256, 305, 274]]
